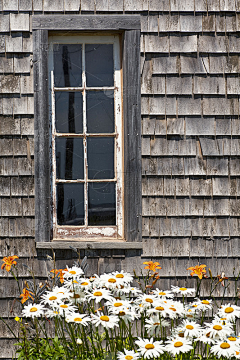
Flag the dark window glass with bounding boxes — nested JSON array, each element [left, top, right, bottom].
[[54, 44, 82, 87], [88, 183, 116, 225], [86, 91, 114, 133], [87, 137, 114, 179], [55, 92, 83, 133], [56, 138, 84, 180], [85, 44, 114, 87], [57, 183, 84, 225]]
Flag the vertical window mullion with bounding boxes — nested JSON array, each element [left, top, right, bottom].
[[51, 63, 57, 237], [82, 43, 88, 226]]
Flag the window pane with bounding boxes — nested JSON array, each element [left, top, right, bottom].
[[87, 137, 114, 179], [55, 92, 83, 133], [54, 44, 82, 87], [88, 183, 116, 225], [85, 44, 114, 87], [56, 138, 84, 180], [57, 183, 84, 225], [86, 91, 114, 133]]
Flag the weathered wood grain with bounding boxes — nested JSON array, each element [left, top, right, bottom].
[[10, 13, 29, 31], [32, 15, 141, 30]]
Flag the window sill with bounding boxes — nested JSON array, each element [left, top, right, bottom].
[[36, 241, 143, 250]]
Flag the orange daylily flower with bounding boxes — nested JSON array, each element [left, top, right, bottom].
[[20, 288, 34, 304], [50, 268, 67, 284], [1, 256, 19, 272], [143, 261, 162, 271], [187, 264, 207, 279]]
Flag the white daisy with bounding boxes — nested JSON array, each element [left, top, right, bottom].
[[227, 336, 240, 345], [69, 290, 86, 303], [135, 337, 165, 359], [145, 315, 169, 336], [136, 294, 156, 308], [63, 266, 84, 279], [86, 288, 113, 303], [147, 301, 168, 318], [40, 291, 64, 305], [218, 304, 240, 322], [54, 302, 78, 316], [119, 286, 142, 297], [22, 303, 45, 318], [198, 333, 215, 345], [166, 301, 184, 318], [210, 340, 237, 358], [152, 289, 174, 299], [171, 286, 195, 296], [194, 298, 213, 311], [204, 320, 233, 339], [165, 337, 193, 355], [112, 271, 133, 284], [117, 349, 139, 360], [235, 350, 240, 359], [65, 313, 91, 326], [91, 312, 119, 329], [51, 286, 72, 299], [179, 319, 203, 338]]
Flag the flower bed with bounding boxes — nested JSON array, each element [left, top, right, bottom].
[[1, 255, 240, 359]]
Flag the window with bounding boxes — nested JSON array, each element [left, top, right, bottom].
[[33, 15, 142, 248], [49, 35, 123, 240]]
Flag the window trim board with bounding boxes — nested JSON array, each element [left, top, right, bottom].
[[33, 15, 141, 245]]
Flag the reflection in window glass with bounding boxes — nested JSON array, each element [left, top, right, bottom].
[[88, 183, 116, 225], [54, 44, 82, 87], [57, 183, 84, 225], [88, 137, 114, 180], [86, 91, 114, 133], [56, 138, 84, 180], [55, 92, 83, 133], [86, 44, 114, 87]]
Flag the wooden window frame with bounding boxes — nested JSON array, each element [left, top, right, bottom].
[[33, 15, 142, 249]]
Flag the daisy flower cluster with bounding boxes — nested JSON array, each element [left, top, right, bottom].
[[18, 263, 240, 360]]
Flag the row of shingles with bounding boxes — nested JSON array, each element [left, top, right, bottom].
[[141, 11, 240, 263]]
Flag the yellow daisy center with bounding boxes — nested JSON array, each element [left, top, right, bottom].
[[170, 307, 176, 311], [73, 280, 78, 284], [206, 332, 210, 338], [213, 325, 222, 331], [145, 298, 153, 303], [114, 302, 123, 307], [186, 325, 194, 330], [236, 351, 240, 355], [49, 296, 57, 301], [100, 315, 109, 322], [125, 356, 133, 360], [159, 292, 166, 295], [202, 300, 210, 305], [155, 306, 164, 311], [153, 322, 160, 325], [145, 344, 155, 350], [228, 337, 236, 341], [179, 288, 187, 291], [81, 282, 88, 286], [116, 274, 124, 278], [108, 278, 116, 283], [74, 318, 82, 322], [174, 342, 183, 347], [30, 307, 38, 312], [93, 291, 102, 296], [119, 311, 126, 316], [178, 333, 184, 338], [192, 305, 198, 308], [69, 271, 76, 275], [220, 343, 230, 349], [225, 307, 234, 313]]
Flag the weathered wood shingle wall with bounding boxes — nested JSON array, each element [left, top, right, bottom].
[[0, 0, 240, 357]]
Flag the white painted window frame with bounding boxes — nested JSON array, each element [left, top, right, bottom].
[[48, 34, 124, 241]]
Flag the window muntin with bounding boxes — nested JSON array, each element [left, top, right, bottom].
[[49, 35, 123, 240]]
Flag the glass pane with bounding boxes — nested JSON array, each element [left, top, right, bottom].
[[86, 91, 114, 133], [56, 138, 84, 180], [88, 183, 116, 225], [86, 44, 114, 87], [55, 92, 83, 133], [54, 44, 82, 87], [87, 137, 114, 179], [57, 183, 84, 225]]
